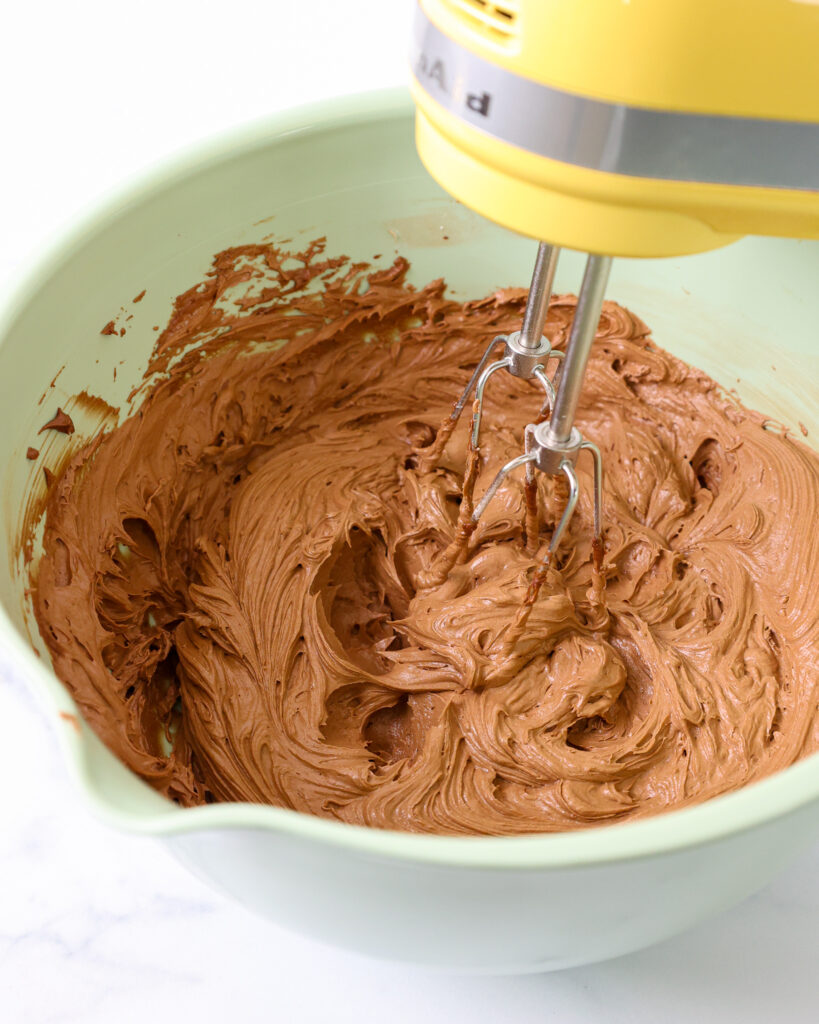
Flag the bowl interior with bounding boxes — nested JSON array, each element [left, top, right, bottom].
[[1, 92, 817, 831]]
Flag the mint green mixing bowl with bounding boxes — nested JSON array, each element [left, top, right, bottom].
[[1, 90, 817, 973]]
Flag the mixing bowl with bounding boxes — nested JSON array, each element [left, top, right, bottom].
[[1, 90, 817, 974]]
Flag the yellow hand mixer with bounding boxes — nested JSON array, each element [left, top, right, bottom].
[[410, 0, 819, 581]]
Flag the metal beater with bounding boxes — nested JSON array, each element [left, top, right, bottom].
[[424, 244, 609, 587]]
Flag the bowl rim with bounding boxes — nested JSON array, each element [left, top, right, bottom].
[[2, 86, 818, 870]]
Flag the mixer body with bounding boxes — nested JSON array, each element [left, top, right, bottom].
[[411, 0, 819, 258]]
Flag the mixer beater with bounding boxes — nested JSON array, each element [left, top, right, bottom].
[[422, 243, 609, 594]]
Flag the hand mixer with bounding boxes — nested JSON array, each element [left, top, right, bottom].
[[409, 0, 819, 586]]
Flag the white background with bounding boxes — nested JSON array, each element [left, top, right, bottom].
[[0, 2, 817, 1021]]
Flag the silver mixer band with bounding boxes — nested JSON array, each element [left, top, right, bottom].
[[412, 9, 819, 191]]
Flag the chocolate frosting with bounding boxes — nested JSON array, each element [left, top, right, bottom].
[[33, 242, 819, 835], [39, 408, 75, 435]]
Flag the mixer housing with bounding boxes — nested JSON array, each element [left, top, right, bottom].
[[411, 0, 819, 258]]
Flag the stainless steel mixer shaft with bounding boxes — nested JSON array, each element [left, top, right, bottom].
[[520, 242, 560, 350], [546, 256, 610, 448]]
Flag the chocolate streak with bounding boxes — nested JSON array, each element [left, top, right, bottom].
[[33, 242, 819, 834]]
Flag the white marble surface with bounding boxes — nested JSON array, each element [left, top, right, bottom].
[[1, 2, 817, 1021]]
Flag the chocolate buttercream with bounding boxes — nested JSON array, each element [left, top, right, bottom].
[[32, 242, 819, 835], [39, 408, 75, 435]]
